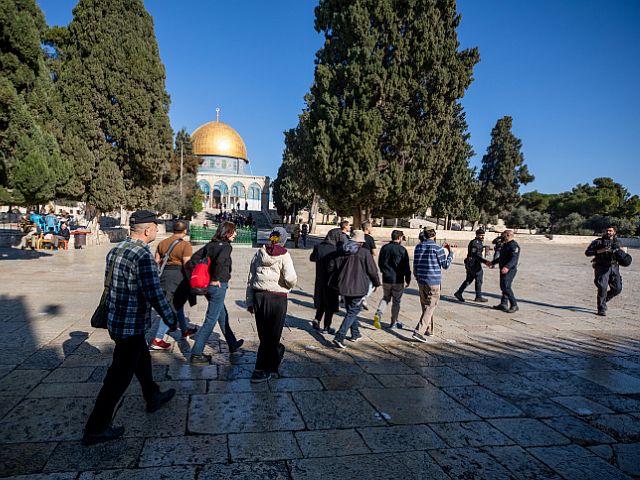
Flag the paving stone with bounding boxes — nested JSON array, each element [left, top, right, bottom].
[[589, 442, 640, 477], [0, 369, 49, 396], [360, 387, 478, 424], [358, 424, 445, 452], [319, 374, 382, 390], [216, 364, 254, 380], [542, 415, 615, 445], [207, 379, 269, 393], [0, 397, 93, 443], [319, 362, 365, 376], [356, 360, 416, 375], [529, 444, 631, 480], [429, 421, 515, 447], [520, 370, 611, 395], [229, 431, 302, 461], [489, 418, 571, 447], [166, 363, 218, 380], [138, 434, 228, 466], [268, 377, 323, 392], [0, 395, 21, 420], [551, 395, 615, 415], [0, 442, 57, 476], [373, 374, 431, 388], [77, 465, 197, 479], [587, 394, 640, 414], [188, 392, 305, 434], [60, 355, 112, 368], [429, 447, 517, 479], [28, 382, 102, 398], [292, 390, 385, 429], [278, 361, 327, 377], [472, 373, 556, 399], [295, 429, 370, 458], [572, 369, 640, 394], [2, 474, 76, 480], [114, 395, 188, 439], [290, 451, 449, 480], [44, 438, 143, 472], [20, 347, 66, 369], [417, 366, 476, 387], [42, 367, 95, 383], [199, 461, 290, 479], [585, 413, 640, 442], [483, 445, 563, 479], [509, 396, 573, 418], [443, 386, 523, 418]]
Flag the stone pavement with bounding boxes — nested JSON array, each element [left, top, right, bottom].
[[0, 240, 639, 479]]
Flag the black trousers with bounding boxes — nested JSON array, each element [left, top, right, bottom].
[[85, 334, 158, 433], [499, 268, 518, 308], [594, 264, 622, 313], [253, 291, 288, 374], [314, 288, 338, 329], [457, 263, 483, 297]]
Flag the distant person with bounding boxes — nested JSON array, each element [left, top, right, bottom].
[[454, 228, 491, 302], [329, 230, 380, 349], [585, 226, 625, 316], [246, 227, 297, 382], [18, 222, 40, 250], [373, 230, 411, 329], [491, 230, 520, 313], [338, 220, 350, 248], [412, 228, 453, 342], [52, 222, 71, 249], [301, 222, 309, 248], [292, 221, 302, 248], [360, 221, 377, 311], [83, 210, 177, 446], [310, 228, 342, 334]]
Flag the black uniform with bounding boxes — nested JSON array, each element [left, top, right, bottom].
[[585, 236, 623, 314], [492, 240, 520, 308], [456, 238, 487, 299]]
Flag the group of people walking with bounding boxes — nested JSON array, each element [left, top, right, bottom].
[[83, 211, 629, 446]]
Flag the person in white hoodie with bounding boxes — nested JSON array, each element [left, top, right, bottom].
[[246, 227, 297, 383]]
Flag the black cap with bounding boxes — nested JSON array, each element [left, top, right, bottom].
[[476, 228, 485, 235], [130, 210, 159, 226]]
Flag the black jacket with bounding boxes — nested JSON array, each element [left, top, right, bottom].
[[465, 238, 486, 267], [310, 241, 340, 311], [585, 236, 622, 267], [58, 228, 70, 241], [492, 240, 520, 270], [328, 240, 380, 297], [206, 241, 233, 282], [378, 242, 411, 285]]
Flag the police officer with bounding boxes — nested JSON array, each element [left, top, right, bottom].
[[585, 226, 623, 316], [454, 228, 491, 302], [491, 230, 520, 313]]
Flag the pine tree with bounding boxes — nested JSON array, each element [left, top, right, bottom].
[[478, 116, 534, 217], [308, 0, 479, 225], [0, 0, 70, 204], [50, 0, 173, 210]]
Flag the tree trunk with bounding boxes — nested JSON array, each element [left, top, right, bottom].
[[352, 208, 364, 229], [309, 193, 319, 234]]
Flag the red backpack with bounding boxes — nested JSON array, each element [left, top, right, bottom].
[[190, 256, 211, 295]]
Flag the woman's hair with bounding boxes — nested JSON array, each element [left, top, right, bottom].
[[213, 221, 236, 242]]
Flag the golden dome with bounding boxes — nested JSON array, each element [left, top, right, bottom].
[[191, 120, 248, 161]]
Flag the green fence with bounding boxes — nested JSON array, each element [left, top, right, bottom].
[[189, 225, 257, 245]]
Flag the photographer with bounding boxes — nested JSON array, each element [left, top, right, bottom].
[[585, 226, 624, 316]]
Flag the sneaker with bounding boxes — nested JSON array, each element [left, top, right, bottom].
[[250, 370, 271, 383], [190, 353, 212, 365], [506, 306, 519, 313], [333, 338, 346, 349], [348, 335, 362, 342], [229, 339, 244, 353], [146, 388, 176, 413], [474, 297, 488, 303], [361, 302, 369, 311], [149, 339, 171, 351], [412, 332, 428, 343], [325, 327, 336, 335], [312, 320, 321, 330], [492, 304, 507, 311], [395, 322, 404, 329], [373, 313, 381, 329], [82, 425, 125, 446], [454, 291, 465, 302], [596, 310, 607, 317], [182, 327, 198, 338]]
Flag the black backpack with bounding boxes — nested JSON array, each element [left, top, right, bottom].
[[614, 248, 633, 267]]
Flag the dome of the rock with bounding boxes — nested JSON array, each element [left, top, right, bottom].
[[191, 120, 248, 161]]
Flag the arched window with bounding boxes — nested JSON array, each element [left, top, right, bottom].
[[197, 180, 211, 195]]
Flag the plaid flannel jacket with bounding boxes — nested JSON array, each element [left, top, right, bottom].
[[105, 237, 176, 339], [413, 239, 453, 286]]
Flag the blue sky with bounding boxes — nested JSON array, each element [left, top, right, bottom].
[[37, 0, 639, 195]]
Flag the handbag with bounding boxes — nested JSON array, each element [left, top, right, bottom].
[[90, 245, 127, 329]]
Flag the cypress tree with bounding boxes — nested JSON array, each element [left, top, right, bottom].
[[308, 0, 479, 225], [478, 116, 534, 217], [50, 0, 173, 210]]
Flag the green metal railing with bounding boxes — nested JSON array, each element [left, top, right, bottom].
[[189, 224, 257, 245]]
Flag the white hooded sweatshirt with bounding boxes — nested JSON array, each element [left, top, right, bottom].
[[245, 244, 297, 307]]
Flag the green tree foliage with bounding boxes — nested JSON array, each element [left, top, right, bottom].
[[0, 0, 71, 204], [505, 206, 550, 233], [432, 105, 479, 225], [272, 117, 314, 216], [554, 212, 589, 235], [307, 0, 479, 224], [164, 128, 202, 182], [478, 116, 534, 217], [88, 160, 125, 213], [49, 0, 173, 210]]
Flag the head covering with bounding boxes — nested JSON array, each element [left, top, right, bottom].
[[351, 230, 365, 243], [476, 228, 485, 235], [130, 210, 158, 225], [269, 227, 288, 246], [324, 227, 343, 246]]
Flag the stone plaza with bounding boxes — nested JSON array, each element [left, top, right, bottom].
[[0, 238, 639, 479]]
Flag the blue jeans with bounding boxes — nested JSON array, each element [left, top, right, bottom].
[[154, 308, 188, 339], [191, 283, 228, 355], [336, 296, 363, 340]]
